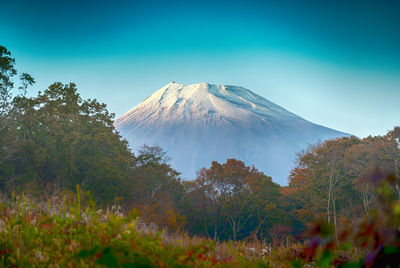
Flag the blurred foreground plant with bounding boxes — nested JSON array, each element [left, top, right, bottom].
[[0, 185, 272, 267], [296, 170, 400, 268]]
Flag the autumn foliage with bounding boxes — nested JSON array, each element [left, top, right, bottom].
[[1, 45, 400, 267]]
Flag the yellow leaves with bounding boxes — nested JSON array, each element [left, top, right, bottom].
[[264, 202, 277, 213], [6, 256, 17, 266], [122, 218, 137, 234], [166, 209, 178, 228], [393, 201, 400, 216]]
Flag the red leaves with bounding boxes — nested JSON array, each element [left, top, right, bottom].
[[0, 249, 13, 255], [187, 251, 194, 258], [40, 223, 50, 229], [197, 253, 207, 261], [211, 255, 218, 265], [194, 253, 232, 266]]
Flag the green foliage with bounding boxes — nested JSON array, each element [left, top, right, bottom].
[[2, 45, 400, 267], [130, 145, 186, 231], [6, 82, 134, 205], [0, 193, 277, 267], [0, 45, 34, 179]]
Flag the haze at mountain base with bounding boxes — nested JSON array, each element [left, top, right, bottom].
[[115, 82, 349, 185]]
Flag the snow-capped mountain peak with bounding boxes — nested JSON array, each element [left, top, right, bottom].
[[115, 82, 349, 185], [118, 82, 303, 127]]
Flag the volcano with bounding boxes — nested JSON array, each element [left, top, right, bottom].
[[115, 82, 349, 184]]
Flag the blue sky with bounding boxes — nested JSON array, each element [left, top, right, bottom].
[[1, 0, 399, 138]]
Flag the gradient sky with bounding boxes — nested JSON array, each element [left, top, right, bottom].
[[1, 0, 399, 138]]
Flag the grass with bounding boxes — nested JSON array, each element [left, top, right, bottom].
[[0, 187, 386, 267], [0, 190, 279, 267]]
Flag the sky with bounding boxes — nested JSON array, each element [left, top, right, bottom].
[[1, 0, 399, 138]]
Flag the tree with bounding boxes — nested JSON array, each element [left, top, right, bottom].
[[284, 167, 318, 224], [183, 159, 282, 242], [344, 137, 383, 214], [246, 171, 283, 241], [221, 159, 254, 242], [9, 82, 133, 204], [185, 164, 227, 241], [287, 137, 361, 243], [132, 145, 181, 205], [0, 45, 34, 166], [130, 145, 185, 231], [381, 127, 400, 199]]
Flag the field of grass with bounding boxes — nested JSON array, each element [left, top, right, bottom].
[[0, 186, 395, 267], [0, 190, 276, 267]]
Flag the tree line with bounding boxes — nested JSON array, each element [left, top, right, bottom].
[[1, 45, 399, 244]]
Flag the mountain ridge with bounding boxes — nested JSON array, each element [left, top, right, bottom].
[[115, 82, 349, 185]]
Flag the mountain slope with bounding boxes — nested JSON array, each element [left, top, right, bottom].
[[115, 82, 349, 185]]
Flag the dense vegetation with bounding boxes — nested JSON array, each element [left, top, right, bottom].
[[1, 45, 400, 267]]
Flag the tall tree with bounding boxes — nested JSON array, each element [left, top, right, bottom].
[[130, 145, 185, 230], [0, 45, 34, 167], [287, 137, 361, 242], [221, 159, 254, 242], [11, 82, 133, 204], [344, 137, 383, 214], [183, 159, 282, 242], [382, 127, 400, 199], [245, 169, 283, 241]]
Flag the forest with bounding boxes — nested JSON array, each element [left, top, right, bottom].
[[1, 45, 400, 267]]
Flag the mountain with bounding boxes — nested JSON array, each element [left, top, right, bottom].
[[115, 82, 349, 185]]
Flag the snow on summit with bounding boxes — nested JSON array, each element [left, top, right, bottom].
[[115, 82, 349, 185], [118, 82, 302, 125]]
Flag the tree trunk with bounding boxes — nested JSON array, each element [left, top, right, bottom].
[[327, 163, 334, 223], [213, 222, 218, 241], [333, 198, 339, 245], [228, 215, 237, 242]]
